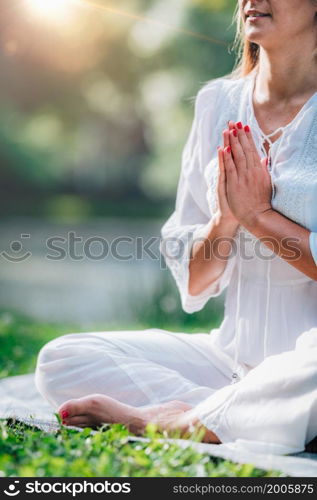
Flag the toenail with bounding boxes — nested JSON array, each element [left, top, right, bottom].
[[61, 410, 69, 418]]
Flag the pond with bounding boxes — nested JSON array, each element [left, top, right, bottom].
[[0, 216, 171, 326]]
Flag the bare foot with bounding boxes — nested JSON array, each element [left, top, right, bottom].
[[58, 394, 147, 434], [58, 395, 220, 443], [143, 400, 193, 421], [58, 395, 192, 434]]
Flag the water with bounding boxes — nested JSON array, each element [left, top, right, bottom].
[[0, 216, 168, 326]]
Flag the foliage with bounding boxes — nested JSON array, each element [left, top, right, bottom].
[[0, 420, 284, 477], [0, 0, 238, 217], [0, 310, 284, 477], [0, 311, 74, 378], [0, 303, 222, 379]]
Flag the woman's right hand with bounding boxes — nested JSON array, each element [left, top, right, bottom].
[[216, 121, 239, 226]]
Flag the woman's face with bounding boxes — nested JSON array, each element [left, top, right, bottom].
[[239, 1, 317, 50]]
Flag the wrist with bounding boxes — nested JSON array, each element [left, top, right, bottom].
[[217, 214, 240, 233], [241, 207, 274, 231]]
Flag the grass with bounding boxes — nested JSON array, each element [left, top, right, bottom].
[[0, 310, 284, 477]]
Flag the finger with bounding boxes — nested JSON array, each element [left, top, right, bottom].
[[228, 120, 236, 131], [243, 124, 263, 167], [260, 156, 271, 179], [260, 157, 273, 196], [234, 122, 255, 169], [223, 145, 238, 185], [223, 128, 229, 149], [217, 146, 226, 191], [229, 128, 248, 177], [224, 120, 238, 152], [217, 145, 224, 174], [217, 145, 224, 170]]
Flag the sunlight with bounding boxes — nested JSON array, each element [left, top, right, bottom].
[[25, 0, 226, 46], [26, 0, 73, 20]]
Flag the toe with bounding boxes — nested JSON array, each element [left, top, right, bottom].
[[58, 398, 86, 420], [58, 394, 106, 423], [63, 415, 93, 428]]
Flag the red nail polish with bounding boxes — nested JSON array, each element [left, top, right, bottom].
[[62, 420, 66, 425], [233, 129, 238, 137], [244, 125, 250, 133], [236, 122, 243, 129], [226, 146, 231, 154], [61, 410, 69, 419]]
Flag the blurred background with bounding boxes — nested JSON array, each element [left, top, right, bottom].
[[0, 0, 237, 363]]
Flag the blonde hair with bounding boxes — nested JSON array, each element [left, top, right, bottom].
[[228, 2, 259, 80]]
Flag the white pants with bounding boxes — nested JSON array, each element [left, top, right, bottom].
[[35, 329, 231, 408], [35, 328, 317, 454]]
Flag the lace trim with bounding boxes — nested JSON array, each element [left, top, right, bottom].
[[278, 109, 317, 227], [245, 71, 317, 228]]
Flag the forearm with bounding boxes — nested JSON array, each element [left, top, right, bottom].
[[243, 208, 317, 281], [188, 213, 239, 296]]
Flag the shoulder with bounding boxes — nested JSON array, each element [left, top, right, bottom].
[[193, 75, 249, 118]]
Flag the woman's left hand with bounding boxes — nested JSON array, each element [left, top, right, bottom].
[[220, 122, 273, 229], [147, 405, 221, 444]]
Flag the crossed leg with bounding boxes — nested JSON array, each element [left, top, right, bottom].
[[35, 328, 232, 441]]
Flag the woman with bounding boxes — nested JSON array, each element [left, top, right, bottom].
[[35, 0, 317, 454]]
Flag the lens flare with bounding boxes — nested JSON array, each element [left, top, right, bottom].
[[25, 0, 227, 46], [26, 0, 72, 19]]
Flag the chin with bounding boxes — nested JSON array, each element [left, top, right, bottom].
[[244, 29, 269, 45]]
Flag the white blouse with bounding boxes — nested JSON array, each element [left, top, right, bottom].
[[160, 68, 317, 384]]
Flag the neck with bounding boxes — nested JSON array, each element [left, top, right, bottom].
[[255, 44, 317, 105]]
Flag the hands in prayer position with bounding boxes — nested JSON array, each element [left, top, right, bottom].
[[217, 121, 273, 230]]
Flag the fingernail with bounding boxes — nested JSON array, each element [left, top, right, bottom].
[[62, 420, 66, 425], [61, 410, 69, 419], [226, 146, 231, 154], [244, 125, 250, 133], [233, 129, 238, 137], [236, 122, 243, 129]]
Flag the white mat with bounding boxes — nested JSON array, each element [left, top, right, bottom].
[[1, 374, 316, 477]]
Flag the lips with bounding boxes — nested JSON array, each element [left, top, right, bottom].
[[245, 11, 272, 20], [248, 14, 270, 17]]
